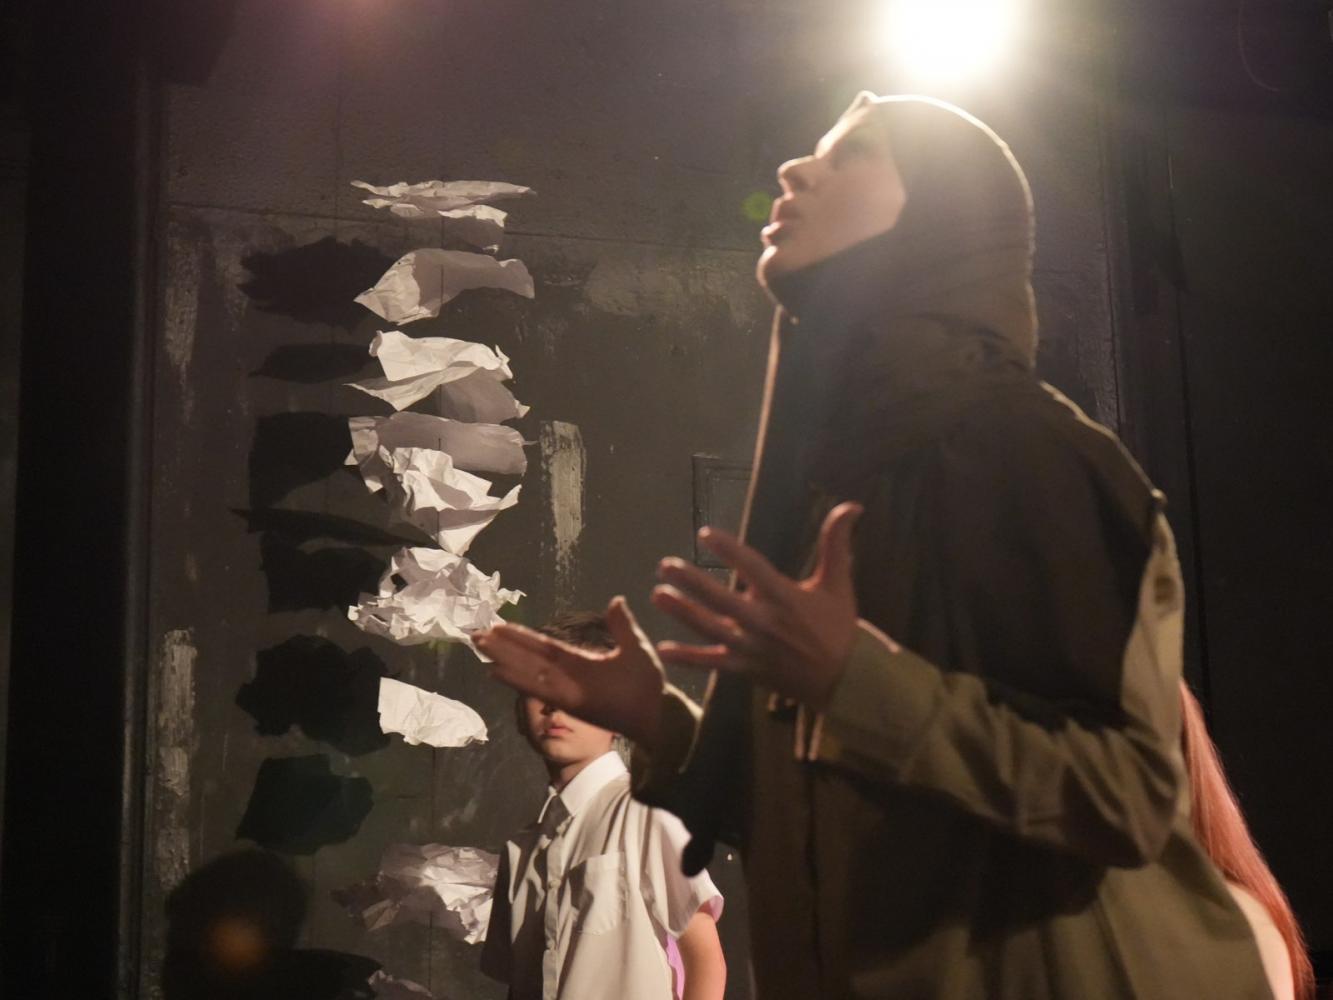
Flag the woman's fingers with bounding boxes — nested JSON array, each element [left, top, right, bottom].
[[477, 628, 603, 707], [808, 502, 863, 594], [651, 585, 758, 652], [656, 640, 749, 673], [481, 622, 578, 661], [604, 595, 650, 654], [657, 558, 775, 636], [696, 527, 792, 602]]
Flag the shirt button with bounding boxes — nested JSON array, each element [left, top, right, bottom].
[[547, 876, 558, 890]]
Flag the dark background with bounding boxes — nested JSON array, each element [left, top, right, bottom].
[[1, 0, 1330, 997]]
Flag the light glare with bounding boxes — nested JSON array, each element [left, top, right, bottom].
[[884, 0, 1020, 83]]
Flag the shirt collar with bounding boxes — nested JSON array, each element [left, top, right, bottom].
[[541, 751, 627, 822]]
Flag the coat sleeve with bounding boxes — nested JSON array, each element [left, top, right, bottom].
[[631, 674, 751, 866], [630, 682, 704, 798], [812, 422, 1188, 868]]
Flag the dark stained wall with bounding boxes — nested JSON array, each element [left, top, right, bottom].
[[141, 4, 777, 997]]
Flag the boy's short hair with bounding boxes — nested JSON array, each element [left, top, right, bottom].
[[521, 612, 627, 753], [534, 612, 615, 652]]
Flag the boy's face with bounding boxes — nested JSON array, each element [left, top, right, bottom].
[[519, 696, 616, 769]]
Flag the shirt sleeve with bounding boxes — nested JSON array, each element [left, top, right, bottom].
[[638, 804, 725, 938], [811, 422, 1188, 868], [478, 847, 512, 983]]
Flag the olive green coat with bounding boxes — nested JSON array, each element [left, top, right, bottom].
[[639, 387, 1271, 999]]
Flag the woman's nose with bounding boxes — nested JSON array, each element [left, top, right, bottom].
[[777, 155, 817, 193]]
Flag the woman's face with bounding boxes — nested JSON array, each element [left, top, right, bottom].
[[758, 98, 907, 286]]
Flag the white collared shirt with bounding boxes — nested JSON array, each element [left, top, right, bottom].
[[481, 752, 723, 1000]]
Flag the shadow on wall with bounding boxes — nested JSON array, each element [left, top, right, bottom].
[[257, 534, 386, 614], [236, 636, 391, 757], [251, 343, 374, 383], [240, 237, 393, 330], [163, 849, 381, 1000], [235, 755, 374, 855], [248, 413, 362, 509]]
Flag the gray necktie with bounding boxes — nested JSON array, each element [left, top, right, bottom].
[[537, 793, 569, 842]]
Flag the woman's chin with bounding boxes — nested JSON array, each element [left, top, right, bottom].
[[757, 244, 794, 288]]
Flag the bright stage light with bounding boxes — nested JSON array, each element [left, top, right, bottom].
[[882, 0, 1022, 83]]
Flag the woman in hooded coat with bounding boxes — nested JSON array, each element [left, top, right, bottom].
[[478, 94, 1275, 999]]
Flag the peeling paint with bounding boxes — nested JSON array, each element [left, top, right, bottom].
[[540, 421, 585, 602], [207, 225, 258, 333], [162, 231, 202, 423], [154, 629, 197, 892], [438, 795, 481, 831], [585, 256, 684, 317]]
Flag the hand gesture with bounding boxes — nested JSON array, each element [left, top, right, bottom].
[[652, 502, 866, 710], [475, 597, 668, 750]]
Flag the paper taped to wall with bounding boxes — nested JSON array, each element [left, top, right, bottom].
[[348, 413, 528, 484], [378, 447, 520, 554], [377, 676, 487, 748], [340, 843, 499, 944], [355, 249, 533, 324], [346, 331, 528, 419], [352, 179, 532, 215], [348, 547, 522, 653], [351, 178, 533, 251]]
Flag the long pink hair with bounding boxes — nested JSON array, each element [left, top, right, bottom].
[[1179, 681, 1315, 1000]]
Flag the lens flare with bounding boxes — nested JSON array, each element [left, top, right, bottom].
[[883, 0, 1021, 82], [208, 915, 269, 971], [742, 191, 775, 224]]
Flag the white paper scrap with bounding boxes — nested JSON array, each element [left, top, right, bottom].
[[378, 677, 487, 749], [367, 970, 437, 1000], [346, 331, 529, 417], [436, 204, 508, 251], [355, 249, 534, 325], [438, 369, 529, 424], [351, 179, 533, 215], [344, 843, 499, 945], [373, 329, 512, 383], [353, 178, 513, 247], [347, 413, 528, 486], [380, 447, 520, 554], [348, 547, 522, 652]]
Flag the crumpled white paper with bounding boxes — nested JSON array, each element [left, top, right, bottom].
[[352, 179, 532, 216], [355, 249, 534, 325], [378, 676, 487, 748], [347, 331, 529, 420], [367, 970, 438, 1000], [347, 413, 528, 485], [378, 447, 520, 554], [434, 205, 508, 252], [351, 179, 532, 252], [434, 368, 529, 424], [348, 547, 522, 652], [343, 843, 499, 945]]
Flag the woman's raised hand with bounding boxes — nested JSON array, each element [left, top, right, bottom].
[[652, 502, 865, 710], [476, 596, 668, 751]]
